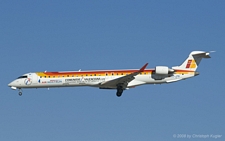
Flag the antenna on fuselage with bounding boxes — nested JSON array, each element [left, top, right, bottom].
[[44, 70, 47, 73], [79, 69, 81, 72]]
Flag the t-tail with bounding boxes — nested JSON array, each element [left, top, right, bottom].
[[172, 51, 212, 71]]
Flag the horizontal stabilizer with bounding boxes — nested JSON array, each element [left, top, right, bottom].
[[191, 51, 211, 58]]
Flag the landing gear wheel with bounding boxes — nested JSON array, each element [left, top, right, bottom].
[[19, 92, 22, 96], [116, 87, 123, 97], [116, 92, 122, 97]]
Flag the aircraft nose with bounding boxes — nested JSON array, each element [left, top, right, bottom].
[[8, 79, 18, 87], [8, 82, 13, 87], [8, 81, 18, 90]]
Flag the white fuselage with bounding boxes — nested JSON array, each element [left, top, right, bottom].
[[8, 69, 196, 90], [8, 50, 210, 97]]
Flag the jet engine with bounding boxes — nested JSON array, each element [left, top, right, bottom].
[[155, 66, 170, 75]]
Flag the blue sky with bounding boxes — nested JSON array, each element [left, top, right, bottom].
[[0, 0, 224, 140]]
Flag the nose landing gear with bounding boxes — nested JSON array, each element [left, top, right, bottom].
[[18, 89, 22, 96], [19, 92, 22, 96]]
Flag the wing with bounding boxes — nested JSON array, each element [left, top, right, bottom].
[[99, 63, 148, 89]]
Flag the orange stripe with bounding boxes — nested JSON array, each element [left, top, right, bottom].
[[36, 69, 154, 77]]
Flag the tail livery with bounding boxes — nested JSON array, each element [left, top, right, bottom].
[[173, 51, 211, 71]]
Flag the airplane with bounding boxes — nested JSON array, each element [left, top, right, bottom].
[[8, 51, 211, 97]]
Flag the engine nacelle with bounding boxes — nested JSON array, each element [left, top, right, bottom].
[[155, 66, 169, 75]]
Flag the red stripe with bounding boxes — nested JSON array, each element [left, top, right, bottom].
[[186, 60, 192, 68]]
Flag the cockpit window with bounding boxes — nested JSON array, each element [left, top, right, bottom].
[[17, 76, 28, 79]]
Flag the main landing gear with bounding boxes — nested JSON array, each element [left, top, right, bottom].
[[116, 86, 124, 97]]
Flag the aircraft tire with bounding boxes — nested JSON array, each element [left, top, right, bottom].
[[116, 88, 123, 97]]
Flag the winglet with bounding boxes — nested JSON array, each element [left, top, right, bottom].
[[139, 63, 148, 72]]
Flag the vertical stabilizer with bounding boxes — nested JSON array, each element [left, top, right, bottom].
[[172, 51, 211, 71]]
